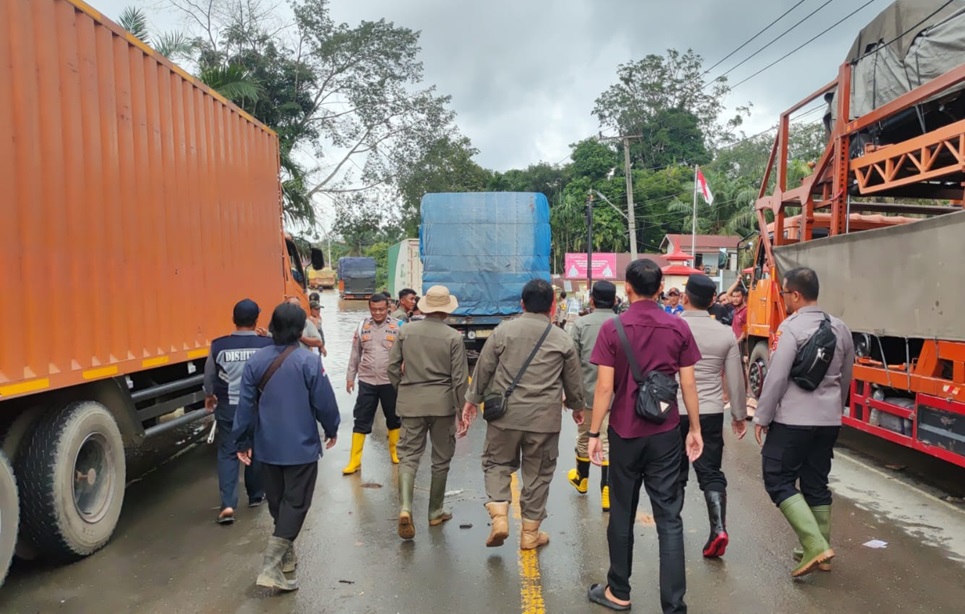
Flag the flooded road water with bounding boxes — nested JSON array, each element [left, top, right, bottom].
[[2, 289, 965, 613]]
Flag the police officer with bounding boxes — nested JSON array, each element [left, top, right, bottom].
[[754, 267, 854, 577], [203, 298, 274, 524], [566, 281, 617, 511], [677, 274, 747, 559], [388, 285, 469, 540], [392, 288, 417, 323], [459, 279, 585, 550], [343, 293, 403, 474]]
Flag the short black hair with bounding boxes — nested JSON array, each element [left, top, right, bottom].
[[560, 291, 567, 299], [369, 293, 388, 304], [590, 281, 616, 309], [731, 286, 748, 298], [784, 267, 819, 301], [270, 302, 306, 346], [686, 289, 714, 310], [398, 288, 416, 300], [521, 279, 554, 314], [625, 259, 663, 298], [309, 292, 320, 302]]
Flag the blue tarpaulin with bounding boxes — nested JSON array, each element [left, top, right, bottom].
[[419, 192, 551, 317]]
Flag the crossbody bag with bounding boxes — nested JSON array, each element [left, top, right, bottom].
[[482, 323, 553, 422], [614, 319, 679, 424]]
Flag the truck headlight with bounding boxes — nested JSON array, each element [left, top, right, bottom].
[[467, 330, 476, 340]]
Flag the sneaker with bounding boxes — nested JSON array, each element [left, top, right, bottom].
[[248, 496, 266, 508]]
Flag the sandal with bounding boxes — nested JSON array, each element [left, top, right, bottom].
[[587, 583, 630, 611]]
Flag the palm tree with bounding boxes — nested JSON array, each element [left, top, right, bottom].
[[198, 63, 262, 105], [118, 7, 149, 42], [118, 6, 195, 61]]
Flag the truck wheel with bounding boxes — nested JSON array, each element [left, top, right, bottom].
[[17, 402, 125, 563], [748, 342, 770, 400], [0, 450, 18, 586]]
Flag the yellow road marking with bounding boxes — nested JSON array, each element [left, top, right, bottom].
[[0, 378, 50, 397], [82, 366, 118, 380], [510, 473, 546, 614]]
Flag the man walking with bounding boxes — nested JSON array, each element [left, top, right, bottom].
[[566, 281, 617, 511], [754, 267, 854, 577], [344, 293, 403, 474], [677, 275, 747, 559], [459, 279, 585, 550], [388, 286, 469, 540], [585, 259, 703, 613], [203, 299, 274, 524], [392, 288, 417, 323]]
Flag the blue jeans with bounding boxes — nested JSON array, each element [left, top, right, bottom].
[[217, 414, 263, 510]]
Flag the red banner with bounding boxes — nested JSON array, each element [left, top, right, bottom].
[[564, 253, 617, 279]]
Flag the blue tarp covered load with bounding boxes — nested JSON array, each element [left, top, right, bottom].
[[337, 257, 376, 279], [419, 192, 551, 317]]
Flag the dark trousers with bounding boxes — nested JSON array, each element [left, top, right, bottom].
[[761, 422, 840, 507], [678, 414, 726, 493], [607, 427, 687, 613], [352, 381, 401, 434], [262, 462, 318, 541], [216, 415, 263, 510]]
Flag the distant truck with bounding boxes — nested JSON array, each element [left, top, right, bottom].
[[338, 257, 377, 300], [387, 239, 422, 298], [420, 192, 551, 349], [0, 0, 306, 580]]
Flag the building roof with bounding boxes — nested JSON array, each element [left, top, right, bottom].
[[661, 234, 740, 253], [662, 264, 705, 276]]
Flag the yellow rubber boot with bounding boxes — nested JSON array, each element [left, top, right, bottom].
[[567, 456, 590, 494], [601, 462, 610, 512], [342, 433, 366, 475], [387, 428, 401, 465]]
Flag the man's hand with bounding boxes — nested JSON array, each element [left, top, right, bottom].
[[204, 395, 217, 413], [572, 409, 585, 426], [324, 436, 337, 450], [255, 327, 269, 337], [320, 346, 328, 357], [237, 449, 253, 466], [346, 380, 355, 394], [588, 437, 604, 467], [732, 418, 747, 440], [755, 424, 768, 447], [457, 402, 477, 438], [685, 429, 704, 462]]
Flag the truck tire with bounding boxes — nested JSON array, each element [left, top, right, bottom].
[[16, 402, 125, 563], [0, 450, 18, 586], [748, 342, 770, 400]]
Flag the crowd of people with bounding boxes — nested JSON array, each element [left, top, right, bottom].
[[201, 261, 853, 613]]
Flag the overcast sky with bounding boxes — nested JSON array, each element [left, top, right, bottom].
[[98, 0, 894, 171]]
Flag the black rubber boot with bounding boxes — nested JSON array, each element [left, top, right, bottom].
[[702, 490, 729, 558]]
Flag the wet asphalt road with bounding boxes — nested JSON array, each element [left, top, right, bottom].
[[3, 291, 965, 613]]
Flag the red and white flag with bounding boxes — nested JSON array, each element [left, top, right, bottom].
[[696, 167, 714, 205]]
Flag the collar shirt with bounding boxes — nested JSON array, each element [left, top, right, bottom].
[[203, 331, 274, 408], [732, 305, 748, 339], [677, 311, 747, 420], [347, 317, 398, 385], [388, 317, 469, 417], [664, 304, 684, 316], [466, 313, 585, 433], [569, 310, 617, 408], [754, 306, 855, 428], [591, 300, 702, 439]]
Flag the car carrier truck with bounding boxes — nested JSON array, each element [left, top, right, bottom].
[[0, 0, 307, 581]]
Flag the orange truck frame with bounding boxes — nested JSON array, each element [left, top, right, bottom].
[[747, 60, 965, 469], [0, 0, 307, 577]]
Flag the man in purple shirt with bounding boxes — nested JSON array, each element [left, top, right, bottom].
[[585, 259, 704, 613]]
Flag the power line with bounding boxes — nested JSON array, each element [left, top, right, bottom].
[[702, 0, 810, 76], [707, 0, 838, 85], [729, 0, 881, 91], [852, 0, 955, 64]]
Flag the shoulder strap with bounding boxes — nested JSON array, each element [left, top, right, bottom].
[[505, 323, 554, 398], [614, 318, 645, 384], [258, 345, 297, 395]]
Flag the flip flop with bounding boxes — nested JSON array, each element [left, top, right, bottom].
[[217, 509, 235, 525], [587, 584, 630, 611]]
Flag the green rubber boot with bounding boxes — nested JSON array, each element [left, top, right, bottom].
[[398, 472, 416, 540], [793, 505, 832, 571], [428, 471, 453, 526], [780, 494, 834, 577], [256, 536, 298, 591]]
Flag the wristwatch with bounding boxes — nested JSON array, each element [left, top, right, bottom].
[[588, 431, 600, 438]]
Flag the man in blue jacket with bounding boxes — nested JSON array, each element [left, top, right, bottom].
[[233, 302, 340, 591], [203, 299, 274, 524]]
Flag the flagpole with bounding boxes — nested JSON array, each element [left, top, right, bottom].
[[692, 165, 698, 268]]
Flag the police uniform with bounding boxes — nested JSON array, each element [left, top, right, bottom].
[[467, 312, 585, 549], [387, 286, 468, 539], [343, 316, 402, 474], [754, 305, 854, 575], [677, 274, 747, 559]]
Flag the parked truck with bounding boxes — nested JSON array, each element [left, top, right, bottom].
[[338, 257, 377, 300], [747, 0, 965, 468], [420, 192, 551, 349], [0, 0, 306, 580], [387, 239, 422, 299]]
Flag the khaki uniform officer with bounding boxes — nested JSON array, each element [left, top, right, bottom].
[[388, 286, 469, 540], [459, 279, 585, 551]]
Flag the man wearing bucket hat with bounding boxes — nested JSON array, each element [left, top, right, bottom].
[[388, 286, 469, 540]]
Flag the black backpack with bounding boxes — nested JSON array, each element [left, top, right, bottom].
[[789, 314, 837, 391]]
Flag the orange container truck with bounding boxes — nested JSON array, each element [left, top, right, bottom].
[[0, 0, 308, 576]]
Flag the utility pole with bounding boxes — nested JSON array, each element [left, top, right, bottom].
[[623, 137, 638, 261], [586, 192, 594, 295]]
